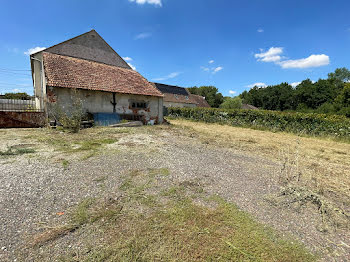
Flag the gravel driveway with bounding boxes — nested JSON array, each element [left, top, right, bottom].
[[0, 126, 349, 261]]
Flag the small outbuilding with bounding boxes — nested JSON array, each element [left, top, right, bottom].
[[152, 82, 210, 108]]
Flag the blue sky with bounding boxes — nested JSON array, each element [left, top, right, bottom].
[[1, 0, 350, 96]]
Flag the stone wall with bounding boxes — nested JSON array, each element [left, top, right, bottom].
[[48, 87, 163, 124]]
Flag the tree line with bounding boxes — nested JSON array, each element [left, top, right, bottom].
[[240, 68, 350, 117], [188, 68, 350, 117]]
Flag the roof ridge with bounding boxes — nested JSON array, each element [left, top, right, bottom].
[[43, 52, 136, 73]]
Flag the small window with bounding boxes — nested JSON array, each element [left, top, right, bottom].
[[131, 101, 147, 109], [174, 94, 179, 99], [185, 96, 189, 100]]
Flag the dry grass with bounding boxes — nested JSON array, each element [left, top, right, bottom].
[[32, 169, 315, 262], [169, 119, 350, 205]]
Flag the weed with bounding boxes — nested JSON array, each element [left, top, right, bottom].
[[148, 168, 170, 177], [62, 160, 69, 169], [32, 197, 123, 247], [0, 146, 35, 156]]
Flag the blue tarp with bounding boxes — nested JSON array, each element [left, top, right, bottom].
[[93, 113, 121, 126]]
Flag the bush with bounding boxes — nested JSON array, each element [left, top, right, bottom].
[[48, 90, 83, 133], [168, 107, 350, 141]]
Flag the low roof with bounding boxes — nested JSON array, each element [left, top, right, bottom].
[[153, 82, 189, 96], [152, 82, 198, 104], [43, 52, 163, 97], [189, 94, 211, 108]]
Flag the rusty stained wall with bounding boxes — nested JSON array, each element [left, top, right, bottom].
[[0, 112, 46, 128]]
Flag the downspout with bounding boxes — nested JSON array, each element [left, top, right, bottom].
[[111, 92, 117, 113]]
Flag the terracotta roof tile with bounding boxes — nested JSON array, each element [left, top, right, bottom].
[[43, 52, 163, 97], [189, 94, 211, 108], [163, 92, 198, 104]]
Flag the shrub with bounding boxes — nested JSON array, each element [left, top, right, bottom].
[[48, 90, 83, 133], [168, 107, 350, 141]]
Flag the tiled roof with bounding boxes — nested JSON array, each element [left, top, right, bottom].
[[152, 82, 197, 104], [163, 92, 198, 104], [43, 52, 163, 97], [189, 94, 211, 108], [153, 82, 189, 96]]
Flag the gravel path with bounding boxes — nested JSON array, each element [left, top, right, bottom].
[[0, 127, 349, 261]]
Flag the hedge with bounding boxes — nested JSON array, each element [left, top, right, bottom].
[[168, 107, 350, 141]]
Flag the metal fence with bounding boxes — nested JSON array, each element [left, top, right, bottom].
[[0, 97, 44, 112]]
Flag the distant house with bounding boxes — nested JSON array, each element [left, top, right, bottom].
[[30, 30, 164, 124], [153, 83, 210, 108]]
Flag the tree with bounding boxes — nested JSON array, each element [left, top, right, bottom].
[[328, 67, 350, 82], [187, 86, 224, 108], [3, 92, 31, 100], [335, 83, 350, 107], [220, 97, 242, 109], [240, 83, 295, 111], [295, 79, 317, 109]]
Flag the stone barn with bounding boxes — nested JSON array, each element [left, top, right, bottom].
[[30, 30, 164, 125]]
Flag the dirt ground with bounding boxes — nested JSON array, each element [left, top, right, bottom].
[[0, 121, 349, 261]]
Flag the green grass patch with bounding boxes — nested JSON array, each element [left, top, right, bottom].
[[75, 197, 315, 262], [0, 146, 35, 156], [31, 170, 316, 261], [61, 160, 69, 169]]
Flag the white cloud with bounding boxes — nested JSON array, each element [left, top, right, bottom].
[[153, 72, 181, 81], [255, 47, 283, 62], [290, 82, 301, 88], [255, 47, 330, 69], [127, 63, 136, 71], [213, 66, 223, 74], [209, 60, 214, 64], [257, 29, 264, 33], [24, 46, 46, 55], [279, 54, 330, 69], [247, 82, 267, 88], [129, 0, 162, 6], [229, 90, 236, 95], [123, 57, 133, 62], [122, 57, 136, 70], [135, 32, 152, 40], [201, 66, 210, 72], [12, 88, 21, 92]]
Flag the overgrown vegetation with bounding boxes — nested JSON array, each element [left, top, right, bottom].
[[168, 107, 350, 141], [30, 169, 315, 261], [48, 89, 84, 133]]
